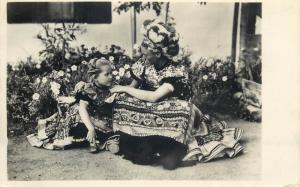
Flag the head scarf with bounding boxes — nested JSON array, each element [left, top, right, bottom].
[[140, 19, 180, 61]]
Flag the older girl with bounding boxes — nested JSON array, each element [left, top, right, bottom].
[[110, 19, 244, 169]]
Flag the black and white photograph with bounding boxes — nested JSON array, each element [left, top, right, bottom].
[[4, 0, 267, 181]]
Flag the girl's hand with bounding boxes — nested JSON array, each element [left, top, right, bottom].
[[86, 128, 96, 144], [110, 85, 128, 93]]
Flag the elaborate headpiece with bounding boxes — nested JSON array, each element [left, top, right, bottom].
[[140, 19, 180, 61]]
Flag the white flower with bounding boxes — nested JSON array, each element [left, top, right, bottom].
[[206, 59, 214, 67], [148, 30, 164, 43], [119, 68, 125, 76], [172, 56, 179, 62], [42, 77, 48, 84], [81, 60, 88, 65], [115, 76, 120, 80], [163, 102, 170, 108], [181, 101, 188, 107], [157, 105, 164, 110], [216, 62, 223, 69], [124, 64, 130, 70], [119, 71, 125, 77], [50, 82, 61, 96], [222, 76, 228, 82], [35, 78, 41, 84], [71, 65, 77, 71], [109, 56, 114, 62], [32, 93, 40, 100], [133, 44, 140, 50], [36, 64, 41, 69], [125, 71, 131, 78], [66, 68, 71, 73], [112, 70, 119, 76], [66, 73, 71, 78], [212, 73, 217, 79], [203, 75, 208, 80], [65, 53, 71, 60], [58, 70, 64, 77]]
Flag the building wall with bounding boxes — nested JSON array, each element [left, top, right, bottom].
[[7, 2, 235, 64]]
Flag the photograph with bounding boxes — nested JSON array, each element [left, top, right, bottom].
[[5, 1, 262, 180]]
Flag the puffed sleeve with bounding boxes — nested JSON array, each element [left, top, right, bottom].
[[160, 66, 193, 101], [130, 59, 145, 82], [74, 81, 97, 103]]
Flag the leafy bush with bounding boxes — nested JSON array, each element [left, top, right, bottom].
[[188, 56, 237, 110], [7, 24, 134, 136]]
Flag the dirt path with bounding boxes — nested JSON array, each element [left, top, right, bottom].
[[7, 117, 261, 180]]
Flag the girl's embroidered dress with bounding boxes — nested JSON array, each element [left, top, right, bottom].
[[112, 59, 244, 162], [27, 82, 118, 150]]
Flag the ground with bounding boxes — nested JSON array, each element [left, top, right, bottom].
[[7, 114, 261, 180]]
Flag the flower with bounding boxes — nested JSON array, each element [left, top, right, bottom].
[[42, 77, 48, 84], [119, 68, 125, 77], [212, 73, 217, 80], [203, 75, 208, 80], [163, 102, 170, 108], [112, 70, 119, 76], [71, 65, 77, 71], [109, 56, 114, 62], [222, 76, 228, 82], [50, 82, 61, 96], [148, 30, 164, 43], [81, 60, 88, 65], [125, 71, 131, 78], [66, 68, 71, 73], [66, 73, 71, 78], [65, 53, 71, 60], [172, 56, 179, 62], [32, 93, 40, 100], [124, 64, 130, 70], [181, 101, 188, 107], [35, 78, 41, 84], [115, 76, 120, 80], [216, 62, 223, 69], [157, 105, 164, 110], [206, 58, 214, 67], [133, 44, 140, 50], [36, 64, 41, 69], [58, 70, 64, 77]]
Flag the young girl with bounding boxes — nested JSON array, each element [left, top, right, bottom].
[[27, 58, 119, 153], [110, 19, 244, 169]]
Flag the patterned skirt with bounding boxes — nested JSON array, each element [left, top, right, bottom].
[[27, 104, 115, 150], [112, 93, 244, 162]]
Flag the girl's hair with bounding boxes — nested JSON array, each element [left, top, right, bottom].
[[87, 58, 111, 83]]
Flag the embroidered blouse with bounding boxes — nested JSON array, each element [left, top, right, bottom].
[[130, 58, 193, 101]]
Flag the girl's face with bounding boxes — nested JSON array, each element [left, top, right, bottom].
[[95, 65, 113, 87], [140, 41, 159, 64]]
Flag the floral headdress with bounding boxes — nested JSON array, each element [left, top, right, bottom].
[[140, 19, 180, 62]]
